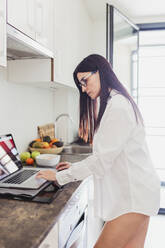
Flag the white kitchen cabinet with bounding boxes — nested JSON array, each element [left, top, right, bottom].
[[35, 0, 54, 51], [0, 0, 6, 67], [7, 0, 54, 50], [39, 222, 59, 248], [87, 177, 104, 247], [54, 2, 79, 88], [39, 180, 89, 248], [53, 0, 92, 88], [7, 58, 55, 88], [7, 0, 35, 39]]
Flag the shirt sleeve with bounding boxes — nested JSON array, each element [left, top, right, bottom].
[[56, 105, 135, 186]]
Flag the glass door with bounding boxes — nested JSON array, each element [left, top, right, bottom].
[[106, 5, 139, 99]]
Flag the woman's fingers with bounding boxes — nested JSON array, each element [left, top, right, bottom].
[[36, 170, 43, 176], [35, 162, 71, 181], [36, 171, 45, 179], [56, 162, 71, 170], [36, 173, 47, 179], [36, 170, 45, 178], [57, 165, 69, 171], [36, 170, 56, 181], [56, 162, 68, 168]]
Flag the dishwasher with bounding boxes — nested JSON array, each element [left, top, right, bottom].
[[65, 207, 87, 248], [58, 183, 88, 248]]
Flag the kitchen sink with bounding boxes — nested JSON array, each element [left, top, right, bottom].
[[60, 153, 89, 163], [60, 144, 92, 163], [62, 145, 92, 155]]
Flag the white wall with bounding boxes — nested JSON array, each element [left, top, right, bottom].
[[0, 0, 94, 152], [53, 87, 79, 144], [113, 43, 132, 91], [133, 16, 165, 24], [0, 67, 54, 153], [91, 18, 106, 57], [53, 0, 93, 144], [91, 17, 132, 91]]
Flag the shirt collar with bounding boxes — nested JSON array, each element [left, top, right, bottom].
[[109, 89, 119, 97]]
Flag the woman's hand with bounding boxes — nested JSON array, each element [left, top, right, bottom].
[[36, 162, 71, 181], [56, 162, 71, 171], [36, 170, 56, 181]]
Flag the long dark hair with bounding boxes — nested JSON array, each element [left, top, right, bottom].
[[73, 54, 143, 143]]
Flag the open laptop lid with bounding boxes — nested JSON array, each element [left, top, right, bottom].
[[0, 134, 22, 181]]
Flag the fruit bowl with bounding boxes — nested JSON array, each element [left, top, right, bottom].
[[36, 154, 61, 167], [29, 146, 64, 154]]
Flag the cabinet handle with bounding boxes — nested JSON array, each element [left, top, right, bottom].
[[35, 0, 44, 35], [27, 0, 35, 30]]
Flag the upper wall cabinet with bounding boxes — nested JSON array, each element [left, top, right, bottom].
[[0, 0, 6, 67], [35, 0, 54, 51], [7, 0, 35, 39], [53, 0, 93, 88], [7, 0, 54, 51]]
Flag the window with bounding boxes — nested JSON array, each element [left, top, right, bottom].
[[133, 45, 165, 169]]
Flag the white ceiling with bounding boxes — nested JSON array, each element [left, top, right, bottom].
[[84, 0, 165, 23]]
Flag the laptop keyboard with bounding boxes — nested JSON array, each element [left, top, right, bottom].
[[3, 170, 38, 184]]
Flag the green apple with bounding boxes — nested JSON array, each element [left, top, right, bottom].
[[20, 152, 31, 162], [31, 151, 40, 160]]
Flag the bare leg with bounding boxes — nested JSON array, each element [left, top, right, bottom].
[[124, 217, 149, 248], [94, 213, 149, 248]]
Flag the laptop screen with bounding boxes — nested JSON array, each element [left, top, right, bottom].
[[0, 134, 22, 181]]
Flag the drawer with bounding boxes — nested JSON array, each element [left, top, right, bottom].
[[58, 184, 88, 247], [59, 204, 80, 247]]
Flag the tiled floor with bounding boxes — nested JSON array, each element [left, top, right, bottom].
[[145, 214, 165, 248]]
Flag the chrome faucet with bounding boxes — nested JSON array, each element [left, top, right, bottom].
[[55, 113, 74, 124], [55, 113, 77, 145]]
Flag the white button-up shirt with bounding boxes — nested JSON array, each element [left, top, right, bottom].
[[56, 90, 160, 221]]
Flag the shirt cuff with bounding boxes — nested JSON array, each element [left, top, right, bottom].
[[56, 168, 78, 186]]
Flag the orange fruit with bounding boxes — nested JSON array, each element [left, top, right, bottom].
[[26, 158, 34, 165], [44, 146, 50, 149], [43, 142, 50, 148], [51, 138, 59, 143]]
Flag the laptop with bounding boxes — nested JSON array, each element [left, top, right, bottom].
[[0, 134, 52, 189]]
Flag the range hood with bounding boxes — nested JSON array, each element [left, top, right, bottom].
[[7, 24, 54, 60]]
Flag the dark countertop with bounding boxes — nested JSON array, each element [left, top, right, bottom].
[[0, 180, 83, 248]]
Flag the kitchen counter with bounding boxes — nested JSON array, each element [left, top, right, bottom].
[[0, 180, 84, 248], [0, 150, 91, 248], [0, 178, 88, 248]]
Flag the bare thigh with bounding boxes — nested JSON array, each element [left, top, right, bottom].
[[124, 217, 150, 248], [94, 213, 149, 248]]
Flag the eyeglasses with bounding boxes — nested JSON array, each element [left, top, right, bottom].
[[79, 71, 97, 88]]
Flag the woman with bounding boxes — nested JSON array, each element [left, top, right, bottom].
[[36, 54, 160, 248]]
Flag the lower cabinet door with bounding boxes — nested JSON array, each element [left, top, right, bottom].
[[65, 210, 87, 248], [66, 221, 85, 248]]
